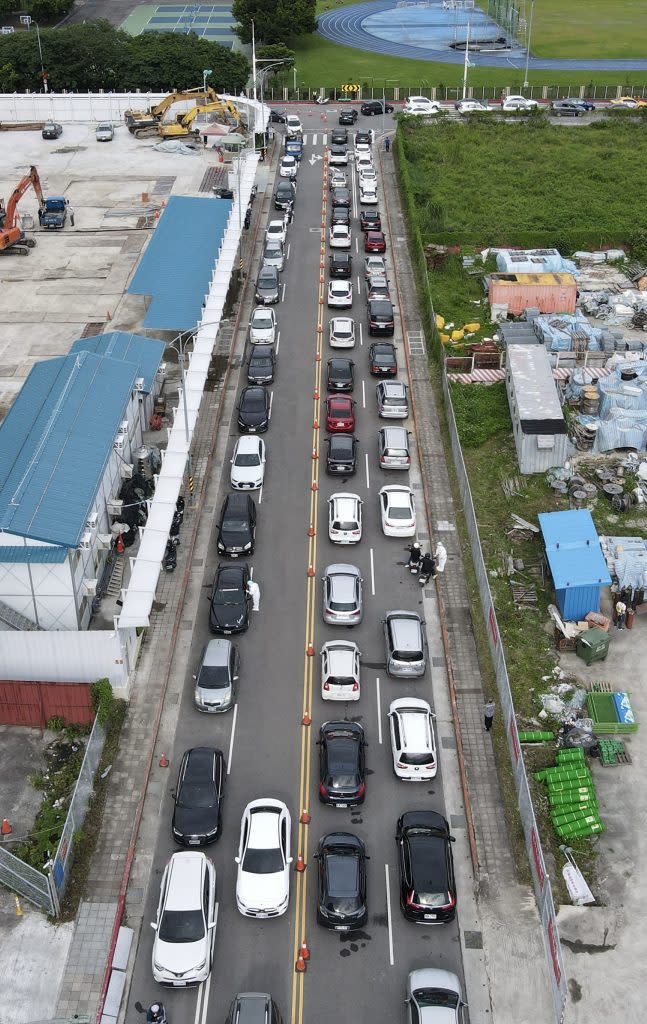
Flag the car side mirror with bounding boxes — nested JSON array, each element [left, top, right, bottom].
[[192, 674, 197, 680], [449, 835, 456, 843], [150, 921, 157, 930], [234, 856, 240, 864], [287, 856, 293, 864]]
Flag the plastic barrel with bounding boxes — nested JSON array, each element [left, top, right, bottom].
[[548, 787, 595, 805], [519, 731, 555, 743], [556, 749, 586, 763], [555, 817, 603, 838]]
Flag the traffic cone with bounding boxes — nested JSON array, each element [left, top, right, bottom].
[[300, 808, 311, 824], [116, 533, 124, 554], [319, 275, 324, 284], [295, 853, 306, 871], [311, 449, 318, 460], [307, 565, 316, 577], [313, 389, 319, 400], [306, 643, 315, 656], [316, 325, 323, 334], [320, 260, 325, 269], [295, 955, 307, 973], [299, 940, 310, 961], [308, 524, 315, 537], [311, 482, 318, 492], [315, 352, 321, 362], [159, 752, 169, 768], [1, 818, 12, 835], [313, 419, 319, 429], [302, 711, 312, 726]]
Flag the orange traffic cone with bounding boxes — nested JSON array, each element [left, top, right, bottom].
[[299, 941, 310, 961], [295, 853, 306, 872], [311, 450, 318, 460], [302, 710, 312, 726], [159, 752, 169, 768], [295, 955, 307, 973], [311, 482, 318, 492], [313, 389, 319, 400], [308, 524, 315, 537], [300, 808, 311, 824], [313, 419, 319, 429], [314, 352, 321, 362], [307, 565, 316, 577], [116, 533, 124, 554], [1, 818, 12, 835], [306, 643, 315, 656]]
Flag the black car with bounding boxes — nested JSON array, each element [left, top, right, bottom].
[[355, 130, 372, 146], [247, 345, 276, 385], [270, 109, 287, 123], [217, 492, 256, 557], [327, 358, 355, 392], [331, 206, 351, 228], [331, 187, 352, 209], [326, 433, 358, 475], [551, 99, 585, 117], [368, 299, 395, 337], [238, 386, 270, 433], [318, 721, 366, 807], [339, 107, 358, 125], [330, 251, 352, 278], [255, 265, 280, 305], [396, 810, 457, 924], [331, 127, 348, 145], [360, 209, 382, 232], [274, 180, 295, 210], [316, 832, 368, 931], [361, 100, 394, 115], [42, 121, 63, 139], [172, 747, 225, 845], [369, 340, 397, 373], [209, 562, 251, 634], [563, 96, 596, 111]]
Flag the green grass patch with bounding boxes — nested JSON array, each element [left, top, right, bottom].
[[522, 0, 647, 60]]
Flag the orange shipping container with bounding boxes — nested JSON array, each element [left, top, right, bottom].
[[488, 272, 577, 316]]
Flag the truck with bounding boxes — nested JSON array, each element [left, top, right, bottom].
[[39, 197, 68, 230], [284, 137, 303, 161]]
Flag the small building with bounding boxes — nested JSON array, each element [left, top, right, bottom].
[[489, 272, 577, 316], [506, 345, 569, 474], [539, 510, 612, 621]]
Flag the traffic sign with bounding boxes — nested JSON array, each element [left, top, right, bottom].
[[341, 84, 360, 93]]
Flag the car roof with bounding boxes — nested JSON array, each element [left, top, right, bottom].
[[248, 804, 282, 847], [331, 493, 359, 514], [183, 746, 219, 778], [250, 345, 273, 359], [329, 433, 355, 451], [325, 642, 357, 672], [383, 487, 412, 507], [165, 852, 206, 910], [400, 809, 448, 831], [330, 279, 351, 290], [408, 968, 461, 995], [258, 265, 278, 278], [382, 425, 409, 443], [329, 358, 353, 369], [372, 340, 395, 351], [328, 394, 352, 405], [381, 380, 406, 395], [331, 315, 353, 326], [216, 563, 247, 585], [231, 993, 271, 1024], [203, 638, 232, 666]]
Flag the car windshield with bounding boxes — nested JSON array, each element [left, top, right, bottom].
[[197, 665, 230, 689], [389, 506, 411, 519], [214, 586, 242, 605], [413, 889, 449, 908], [386, 449, 408, 458], [158, 909, 204, 943], [385, 395, 406, 405], [401, 751, 434, 766], [414, 988, 459, 1009], [243, 846, 284, 873], [374, 353, 393, 363], [333, 520, 357, 531], [235, 452, 261, 467], [259, 272, 276, 285], [244, 393, 266, 411], [179, 783, 217, 809]]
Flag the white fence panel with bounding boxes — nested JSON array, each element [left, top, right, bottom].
[[0, 630, 130, 690]]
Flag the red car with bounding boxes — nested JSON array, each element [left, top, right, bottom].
[[325, 395, 356, 432], [365, 230, 386, 253]]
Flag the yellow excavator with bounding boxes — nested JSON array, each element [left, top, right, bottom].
[[127, 89, 243, 139], [155, 98, 243, 140]]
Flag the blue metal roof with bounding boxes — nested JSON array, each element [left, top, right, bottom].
[[0, 545, 67, 564], [69, 331, 166, 393], [0, 351, 136, 548], [539, 510, 612, 590], [127, 195, 232, 331]]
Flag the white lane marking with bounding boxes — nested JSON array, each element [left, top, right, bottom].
[[359, 322, 363, 347], [385, 863, 395, 966], [365, 452, 370, 489], [322, 134, 327, 146], [312, 133, 318, 145], [227, 703, 238, 775], [281, 282, 286, 301], [287, 243, 291, 260], [355, 236, 358, 254], [269, 390, 274, 420], [376, 676, 382, 744], [258, 485, 263, 504], [362, 379, 366, 409], [200, 950, 214, 1024], [370, 547, 376, 596], [276, 330, 281, 354], [193, 981, 205, 1024], [357, 274, 361, 293]]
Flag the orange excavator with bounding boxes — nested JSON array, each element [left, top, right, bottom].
[[0, 165, 43, 256]]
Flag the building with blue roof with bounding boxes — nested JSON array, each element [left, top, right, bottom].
[[539, 509, 612, 621], [0, 339, 164, 630], [127, 195, 233, 331]]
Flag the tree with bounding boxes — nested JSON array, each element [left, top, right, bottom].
[[256, 43, 295, 64], [232, 0, 316, 45]]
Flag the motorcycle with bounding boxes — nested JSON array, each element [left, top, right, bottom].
[[163, 540, 177, 572], [146, 1004, 168, 1024], [404, 544, 422, 574]]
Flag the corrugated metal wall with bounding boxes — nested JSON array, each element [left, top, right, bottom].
[[556, 584, 602, 621], [489, 280, 577, 316], [0, 680, 93, 727], [518, 431, 570, 475], [0, 629, 129, 690]]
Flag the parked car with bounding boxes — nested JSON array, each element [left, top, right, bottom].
[[403, 97, 441, 115], [274, 181, 296, 210], [322, 563, 363, 625], [194, 638, 239, 713], [331, 205, 351, 228], [235, 799, 292, 917], [226, 993, 285, 1024], [376, 380, 408, 417], [262, 239, 285, 272], [265, 219, 287, 246], [379, 485, 416, 537], [328, 279, 353, 308], [238, 386, 270, 433], [366, 275, 390, 301], [331, 186, 352, 209], [320, 639, 361, 700], [359, 182, 378, 205], [358, 165, 377, 184], [217, 492, 256, 557], [329, 168, 348, 190], [365, 255, 387, 279], [383, 609, 425, 676], [360, 209, 382, 232], [368, 299, 395, 337], [247, 346, 275, 387], [279, 154, 298, 178], [330, 224, 352, 249], [328, 492, 362, 544], [388, 698, 437, 780], [369, 341, 397, 374], [501, 95, 538, 111], [285, 114, 303, 136], [270, 109, 287, 123], [209, 563, 251, 635], [230, 435, 266, 488], [329, 144, 349, 166], [327, 357, 355, 392], [318, 721, 366, 806], [562, 96, 595, 111], [551, 99, 586, 116], [326, 433, 358, 475], [95, 122, 114, 141], [361, 99, 394, 115], [406, 969, 466, 1024], [41, 121, 63, 139], [355, 129, 373, 147], [365, 230, 386, 253], [339, 107, 358, 125], [151, 851, 217, 985], [378, 426, 411, 471], [355, 153, 374, 173], [325, 395, 355, 433], [255, 266, 280, 305], [396, 811, 456, 923], [330, 252, 353, 278], [316, 832, 368, 930], [610, 95, 647, 108], [172, 747, 225, 844], [455, 100, 493, 114], [330, 316, 356, 348], [331, 127, 348, 145], [249, 306, 277, 345]]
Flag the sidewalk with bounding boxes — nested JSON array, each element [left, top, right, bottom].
[[378, 146, 554, 1024]]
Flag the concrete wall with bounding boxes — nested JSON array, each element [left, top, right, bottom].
[[0, 628, 133, 692]]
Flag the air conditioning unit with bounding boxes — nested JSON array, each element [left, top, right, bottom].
[[118, 420, 129, 436], [107, 499, 123, 517], [134, 377, 145, 392], [79, 532, 92, 551], [83, 578, 98, 596], [97, 533, 112, 549], [85, 512, 99, 530], [119, 463, 133, 480], [113, 436, 125, 452]]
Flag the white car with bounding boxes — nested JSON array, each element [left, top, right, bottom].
[[249, 306, 277, 345], [379, 485, 416, 537], [230, 436, 266, 490], [358, 166, 377, 184], [328, 492, 363, 544], [406, 969, 465, 1024], [359, 183, 378, 205], [404, 96, 441, 115], [355, 153, 373, 173], [330, 317, 356, 348], [502, 94, 538, 111], [95, 122, 114, 141], [456, 99, 494, 114], [388, 697, 437, 780], [329, 169, 347, 190], [329, 224, 351, 249], [235, 799, 292, 918], [285, 114, 302, 136], [151, 851, 217, 986], [328, 279, 353, 308], [266, 219, 287, 245], [279, 155, 298, 178], [320, 639, 361, 700]]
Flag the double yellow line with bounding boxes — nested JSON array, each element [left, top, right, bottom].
[[289, 152, 328, 1024]]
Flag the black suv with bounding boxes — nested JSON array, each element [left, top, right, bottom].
[[216, 492, 256, 557], [326, 433, 358, 475], [330, 252, 352, 278], [209, 563, 251, 634], [327, 358, 355, 392], [316, 832, 368, 931], [331, 127, 349, 145], [274, 181, 295, 210], [331, 206, 351, 228], [355, 130, 372, 146], [226, 993, 284, 1024], [361, 100, 394, 115], [396, 810, 457, 924], [339, 107, 358, 125], [368, 300, 395, 337], [318, 721, 366, 806]]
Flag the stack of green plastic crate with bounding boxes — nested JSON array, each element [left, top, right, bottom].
[[534, 748, 604, 839]]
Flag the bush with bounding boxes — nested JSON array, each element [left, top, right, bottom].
[[91, 678, 113, 725]]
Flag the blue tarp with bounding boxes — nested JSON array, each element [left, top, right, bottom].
[[495, 248, 579, 276], [539, 510, 611, 620], [613, 692, 635, 725]]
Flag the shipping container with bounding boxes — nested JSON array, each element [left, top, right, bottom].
[[489, 272, 577, 316]]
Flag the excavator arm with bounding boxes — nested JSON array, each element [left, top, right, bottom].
[[150, 86, 219, 118], [4, 165, 45, 228], [159, 98, 244, 138]]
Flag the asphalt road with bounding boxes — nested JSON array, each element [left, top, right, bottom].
[[125, 107, 465, 1024]]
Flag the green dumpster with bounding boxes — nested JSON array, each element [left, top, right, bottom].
[[576, 628, 610, 666]]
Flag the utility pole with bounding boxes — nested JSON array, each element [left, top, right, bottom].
[[523, 0, 535, 89], [462, 21, 471, 100], [251, 19, 257, 102]]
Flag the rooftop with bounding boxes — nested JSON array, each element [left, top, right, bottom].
[[69, 331, 166, 393], [507, 345, 566, 428], [539, 510, 612, 590]]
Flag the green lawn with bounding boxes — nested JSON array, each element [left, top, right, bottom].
[[519, 0, 647, 60]]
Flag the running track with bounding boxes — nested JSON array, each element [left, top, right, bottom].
[[317, 0, 647, 71]]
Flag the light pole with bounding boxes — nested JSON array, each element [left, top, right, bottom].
[[523, 0, 534, 89], [203, 67, 212, 93], [382, 78, 398, 141], [293, 65, 297, 98], [255, 59, 294, 153], [20, 14, 47, 93], [251, 19, 257, 101]]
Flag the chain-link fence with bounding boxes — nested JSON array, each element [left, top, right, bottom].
[[265, 83, 647, 103], [0, 844, 55, 914]]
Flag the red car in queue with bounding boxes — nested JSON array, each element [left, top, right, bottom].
[[325, 395, 356, 433], [364, 230, 386, 254]]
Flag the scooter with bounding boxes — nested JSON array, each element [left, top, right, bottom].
[[163, 540, 177, 572], [146, 1003, 168, 1024]]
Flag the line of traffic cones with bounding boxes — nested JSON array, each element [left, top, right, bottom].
[[295, 939, 310, 972]]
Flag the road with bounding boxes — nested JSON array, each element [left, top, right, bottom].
[[125, 107, 465, 1024]]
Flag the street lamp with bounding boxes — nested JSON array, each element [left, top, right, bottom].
[[20, 14, 47, 93], [523, 0, 535, 89], [382, 78, 398, 140], [203, 68, 213, 93], [255, 59, 294, 153]]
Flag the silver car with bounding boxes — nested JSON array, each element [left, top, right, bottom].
[[406, 968, 466, 1023], [95, 122, 114, 141], [376, 380, 409, 418], [378, 426, 411, 469], [322, 564, 363, 626], [383, 610, 426, 678], [194, 639, 239, 712], [262, 239, 285, 272]]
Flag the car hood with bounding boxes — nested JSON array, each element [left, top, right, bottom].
[[231, 466, 262, 484], [238, 870, 287, 909], [210, 598, 246, 629], [173, 803, 219, 837], [195, 682, 232, 706], [153, 935, 207, 976], [220, 523, 251, 546]]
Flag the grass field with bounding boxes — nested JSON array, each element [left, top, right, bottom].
[[517, 0, 647, 60]]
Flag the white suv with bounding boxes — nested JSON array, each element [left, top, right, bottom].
[[321, 639, 361, 700], [151, 851, 217, 986], [388, 697, 437, 780]]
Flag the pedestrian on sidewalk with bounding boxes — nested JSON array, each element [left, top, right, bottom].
[[484, 700, 496, 731], [385, 136, 391, 153], [433, 540, 447, 577], [615, 599, 627, 630]]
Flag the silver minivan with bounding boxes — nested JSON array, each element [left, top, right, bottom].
[[262, 240, 285, 272], [194, 638, 239, 712], [378, 426, 411, 469], [376, 381, 409, 419], [383, 610, 426, 678]]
